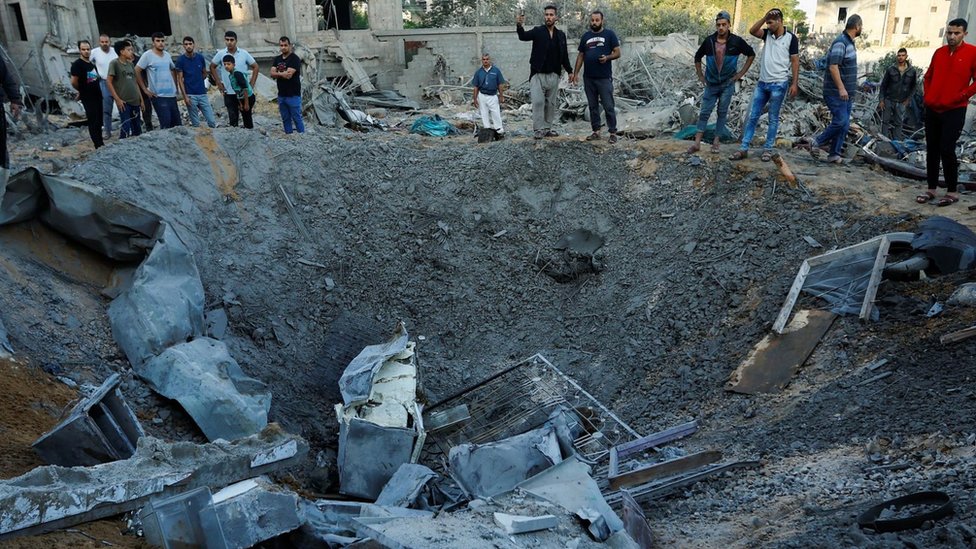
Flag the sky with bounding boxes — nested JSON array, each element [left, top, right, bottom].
[[797, 0, 817, 21]]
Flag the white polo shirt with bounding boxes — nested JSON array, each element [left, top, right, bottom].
[[758, 28, 799, 83]]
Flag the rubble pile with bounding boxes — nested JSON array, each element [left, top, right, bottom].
[[0, 121, 975, 548]]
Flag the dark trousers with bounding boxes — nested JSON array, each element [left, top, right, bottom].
[[141, 90, 154, 131], [81, 96, 104, 148], [223, 93, 255, 129], [151, 96, 182, 129], [583, 76, 617, 133], [925, 107, 966, 193]]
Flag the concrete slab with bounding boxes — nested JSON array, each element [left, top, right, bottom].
[[213, 477, 302, 549], [0, 424, 307, 541], [493, 512, 558, 534]]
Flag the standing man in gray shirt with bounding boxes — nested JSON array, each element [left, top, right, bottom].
[[730, 8, 799, 162], [808, 15, 862, 163]]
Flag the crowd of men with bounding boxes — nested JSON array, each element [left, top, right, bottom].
[[0, 12, 975, 209], [66, 30, 306, 147]]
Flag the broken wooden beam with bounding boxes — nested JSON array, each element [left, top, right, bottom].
[[941, 325, 976, 345], [609, 420, 698, 477], [609, 450, 722, 491]]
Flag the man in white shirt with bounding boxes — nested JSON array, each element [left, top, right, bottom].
[[136, 32, 181, 129], [90, 33, 117, 138], [209, 31, 259, 127]]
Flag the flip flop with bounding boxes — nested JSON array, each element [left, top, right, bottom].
[[729, 150, 747, 161], [761, 150, 774, 162], [916, 191, 936, 204], [937, 195, 959, 207], [710, 143, 721, 153]]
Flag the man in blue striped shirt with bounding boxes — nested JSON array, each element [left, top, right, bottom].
[[810, 14, 861, 163]]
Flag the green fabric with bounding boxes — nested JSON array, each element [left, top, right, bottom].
[[674, 124, 736, 142]]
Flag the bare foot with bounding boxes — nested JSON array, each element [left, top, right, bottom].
[[687, 143, 701, 154]]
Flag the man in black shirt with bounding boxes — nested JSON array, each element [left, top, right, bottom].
[[271, 36, 304, 134], [71, 40, 105, 149], [517, 4, 574, 139]]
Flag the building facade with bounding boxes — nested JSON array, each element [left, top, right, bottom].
[[812, 0, 953, 47]]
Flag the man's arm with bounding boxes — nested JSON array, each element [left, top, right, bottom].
[[70, 73, 81, 92], [828, 63, 847, 100], [248, 60, 259, 87], [106, 73, 124, 110], [516, 15, 533, 41], [734, 55, 755, 81], [749, 16, 766, 39], [604, 45, 621, 62], [694, 60, 704, 84], [134, 65, 153, 98], [472, 85, 479, 108], [560, 33, 573, 76], [209, 61, 226, 94], [789, 54, 799, 97], [573, 51, 584, 83], [878, 68, 890, 105]]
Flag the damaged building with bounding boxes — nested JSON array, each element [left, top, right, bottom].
[[0, 0, 534, 109]]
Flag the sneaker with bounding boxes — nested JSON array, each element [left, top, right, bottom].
[[545, 129, 558, 137], [608, 133, 618, 144], [534, 130, 545, 140], [586, 132, 600, 141]]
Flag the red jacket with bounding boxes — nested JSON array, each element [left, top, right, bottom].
[[924, 41, 976, 112]]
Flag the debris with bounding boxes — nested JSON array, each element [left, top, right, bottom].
[[608, 420, 698, 478], [205, 308, 228, 339], [0, 315, 13, 358], [493, 512, 559, 535], [866, 358, 889, 371], [609, 450, 723, 491], [137, 337, 271, 443], [0, 425, 307, 540], [375, 464, 461, 510], [449, 416, 569, 498], [857, 491, 954, 533], [771, 153, 797, 186], [948, 283, 976, 307], [728, 310, 836, 394], [554, 229, 605, 255], [858, 372, 893, 386], [911, 216, 976, 275], [426, 404, 470, 433], [517, 455, 624, 542], [609, 460, 760, 506], [140, 486, 228, 549], [803, 235, 823, 248], [335, 323, 425, 500], [278, 184, 313, 243], [32, 373, 144, 466], [410, 115, 459, 137], [212, 477, 302, 549], [926, 302, 945, 318], [940, 325, 976, 345], [619, 492, 655, 549], [352, 90, 420, 111]]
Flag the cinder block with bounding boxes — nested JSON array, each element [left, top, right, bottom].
[[493, 512, 559, 535]]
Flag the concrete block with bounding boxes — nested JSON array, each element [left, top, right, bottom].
[[140, 486, 227, 549], [0, 424, 307, 541], [212, 478, 302, 549], [493, 512, 559, 534], [32, 373, 145, 466]]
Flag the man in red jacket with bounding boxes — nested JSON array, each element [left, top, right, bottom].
[[918, 18, 976, 206]]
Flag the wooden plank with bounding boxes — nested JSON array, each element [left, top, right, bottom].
[[773, 260, 810, 334], [860, 235, 891, 321], [805, 236, 883, 268], [728, 310, 836, 394], [941, 325, 976, 345], [612, 420, 698, 458], [609, 450, 722, 491]]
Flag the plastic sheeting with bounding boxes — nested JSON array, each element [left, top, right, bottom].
[[449, 422, 564, 498], [108, 223, 206, 367], [912, 216, 976, 275], [801, 244, 881, 320], [138, 338, 270, 442], [373, 464, 464, 511]]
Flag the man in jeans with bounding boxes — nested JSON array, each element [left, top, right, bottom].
[[730, 8, 799, 161], [809, 15, 861, 163], [916, 18, 976, 207], [878, 48, 917, 141], [176, 36, 216, 128], [689, 10, 754, 154], [517, 5, 574, 139], [572, 10, 621, 144], [210, 31, 258, 128], [270, 36, 304, 134], [106, 40, 144, 138], [90, 33, 117, 139], [136, 32, 181, 129]]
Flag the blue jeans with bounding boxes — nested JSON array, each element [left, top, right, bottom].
[[740, 80, 789, 151], [277, 95, 305, 133], [119, 103, 142, 138], [151, 96, 182, 129], [816, 93, 854, 157], [697, 82, 735, 136], [99, 80, 113, 134], [583, 77, 616, 133], [186, 94, 216, 128]]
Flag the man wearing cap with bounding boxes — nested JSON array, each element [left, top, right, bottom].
[[689, 11, 755, 154], [209, 31, 259, 127], [730, 8, 799, 161], [808, 14, 862, 164]]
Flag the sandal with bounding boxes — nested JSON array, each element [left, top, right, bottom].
[[710, 143, 721, 153], [587, 132, 601, 141], [937, 194, 959, 207], [729, 150, 747, 161], [808, 145, 826, 160], [761, 150, 774, 162], [916, 191, 936, 204]]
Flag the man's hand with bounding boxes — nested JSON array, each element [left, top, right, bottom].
[[115, 98, 125, 111], [241, 100, 250, 112], [145, 90, 157, 98], [789, 83, 798, 98], [838, 87, 849, 101], [569, 73, 576, 84], [473, 98, 479, 109], [10, 103, 22, 118], [598, 54, 608, 64], [879, 99, 886, 110], [217, 83, 226, 94], [499, 95, 504, 104], [516, 14, 524, 25]]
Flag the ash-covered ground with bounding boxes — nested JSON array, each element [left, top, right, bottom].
[[1, 121, 975, 548]]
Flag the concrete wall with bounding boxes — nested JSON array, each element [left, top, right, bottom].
[[813, 0, 952, 47]]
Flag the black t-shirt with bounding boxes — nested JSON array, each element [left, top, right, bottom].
[[70, 59, 101, 101], [272, 53, 301, 97]]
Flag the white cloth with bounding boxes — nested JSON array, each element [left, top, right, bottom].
[[478, 93, 504, 132], [90, 46, 118, 79]]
